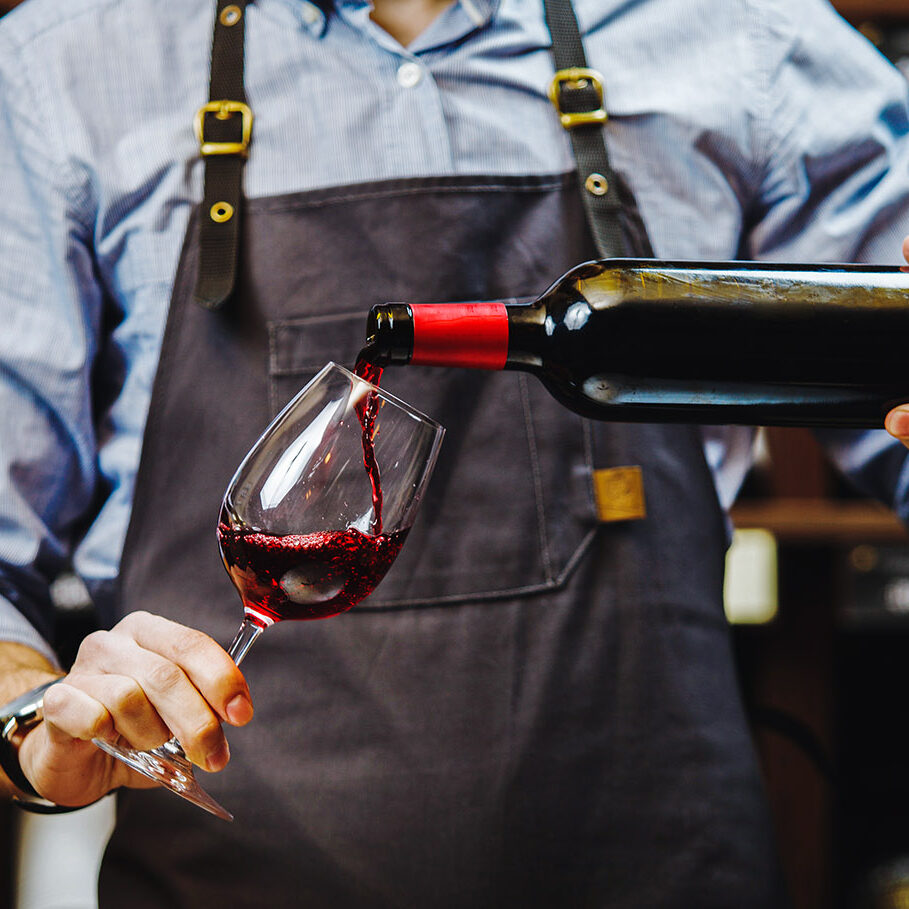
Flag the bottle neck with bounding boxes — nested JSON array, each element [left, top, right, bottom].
[[367, 302, 513, 370]]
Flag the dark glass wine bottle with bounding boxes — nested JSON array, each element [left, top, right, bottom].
[[362, 259, 909, 428]]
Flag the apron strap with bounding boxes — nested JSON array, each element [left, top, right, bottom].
[[193, 1, 254, 310], [543, 0, 655, 258]]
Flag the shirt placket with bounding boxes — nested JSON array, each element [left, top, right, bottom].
[[331, 0, 493, 175]]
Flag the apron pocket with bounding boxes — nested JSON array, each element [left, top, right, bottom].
[[268, 311, 599, 608]]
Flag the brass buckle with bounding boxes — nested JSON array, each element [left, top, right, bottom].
[[194, 100, 254, 157], [548, 67, 608, 130]]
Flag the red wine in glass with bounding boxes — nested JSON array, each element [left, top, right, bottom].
[[218, 506, 407, 626]]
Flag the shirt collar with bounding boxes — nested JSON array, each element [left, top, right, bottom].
[[294, 0, 500, 37], [450, 0, 497, 28]]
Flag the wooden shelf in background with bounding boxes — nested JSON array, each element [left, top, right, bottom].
[[833, 0, 909, 19], [730, 498, 907, 542]]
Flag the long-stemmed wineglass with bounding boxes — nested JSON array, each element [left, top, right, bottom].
[[93, 362, 444, 820]]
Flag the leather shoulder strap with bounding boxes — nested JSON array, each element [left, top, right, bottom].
[[193, 0, 253, 310], [543, 0, 655, 258]]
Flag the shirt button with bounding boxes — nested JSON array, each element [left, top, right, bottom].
[[300, 3, 320, 24], [396, 62, 423, 88]]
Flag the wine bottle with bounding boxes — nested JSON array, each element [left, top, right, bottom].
[[362, 259, 909, 428]]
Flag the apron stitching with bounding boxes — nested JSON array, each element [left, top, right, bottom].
[[352, 561, 595, 610], [552, 526, 597, 585], [518, 374, 554, 583], [350, 526, 609, 611], [581, 418, 597, 514], [266, 323, 280, 416]]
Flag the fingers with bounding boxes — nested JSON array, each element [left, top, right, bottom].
[[42, 680, 120, 743], [56, 612, 254, 771], [885, 405, 909, 450], [903, 235, 909, 264], [110, 612, 253, 727], [46, 672, 175, 754]]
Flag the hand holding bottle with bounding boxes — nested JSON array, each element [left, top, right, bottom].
[[883, 237, 909, 446]]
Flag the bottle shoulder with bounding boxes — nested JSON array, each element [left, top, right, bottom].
[[553, 258, 909, 316]]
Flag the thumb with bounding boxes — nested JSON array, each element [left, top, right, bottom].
[[885, 404, 909, 449]]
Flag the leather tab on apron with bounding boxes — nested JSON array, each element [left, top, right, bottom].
[[593, 465, 646, 522]]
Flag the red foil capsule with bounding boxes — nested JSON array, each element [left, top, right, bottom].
[[410, 302, 509, 370]]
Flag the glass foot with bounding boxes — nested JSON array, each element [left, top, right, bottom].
[[93, 737, 233, 821]]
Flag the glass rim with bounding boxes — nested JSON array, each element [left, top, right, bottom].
[[321, 361, 445, 434]]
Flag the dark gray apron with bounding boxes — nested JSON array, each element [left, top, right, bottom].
[[96, 171, 789, 907]]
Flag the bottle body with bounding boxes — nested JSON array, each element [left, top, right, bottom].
[[364, 259, 909, 428]]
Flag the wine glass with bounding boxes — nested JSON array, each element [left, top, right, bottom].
[[93, 362, 444, 820]]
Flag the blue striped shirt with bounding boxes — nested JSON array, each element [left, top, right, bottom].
[[2, 0, 909, 657]]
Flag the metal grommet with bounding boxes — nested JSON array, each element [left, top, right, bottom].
[[210, 201, 235, 223], [585, 173, 609, 196], [220, 5, 243, 26]]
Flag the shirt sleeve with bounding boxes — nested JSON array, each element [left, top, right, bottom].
[[745, 0, 909, 519], [0, 27, 104, 659]]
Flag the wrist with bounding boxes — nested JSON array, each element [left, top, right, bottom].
[[0, 678, 80, 813]]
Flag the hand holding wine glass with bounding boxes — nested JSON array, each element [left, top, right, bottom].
[[16, 612, 254, 810], [24, 363, 442, 818]]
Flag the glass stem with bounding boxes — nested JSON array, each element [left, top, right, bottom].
[[226, 616, 264, 667], [155, 618, 263, 761]]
